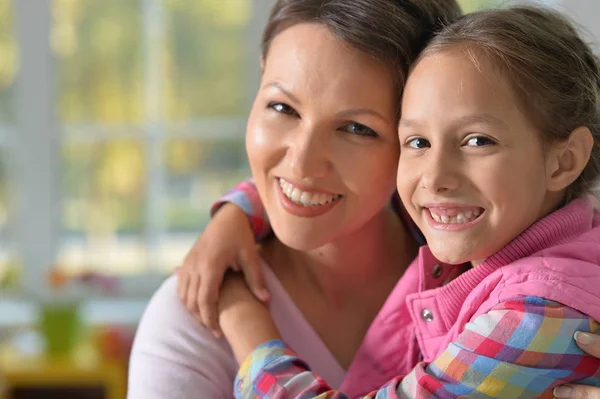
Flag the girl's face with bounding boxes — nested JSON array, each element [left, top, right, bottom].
[[397, 50, 560, 265], [246, 23, 399, 250]]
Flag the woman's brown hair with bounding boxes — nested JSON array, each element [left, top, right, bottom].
[[421, 6, 600, 202], [261, 0, 462, 109]]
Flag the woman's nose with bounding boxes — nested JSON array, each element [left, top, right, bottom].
[[287, 127, 331, 180]]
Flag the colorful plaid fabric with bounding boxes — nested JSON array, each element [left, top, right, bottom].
[[234, 297, 600, 399], [212, 180, 425, 246], [210, 179, 271, 241]]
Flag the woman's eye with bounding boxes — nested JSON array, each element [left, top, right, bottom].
[[268, 102, 298, 116], [465, 136, 495, 147], [406, 137, 430, 149], [342, 122, 378, 137]]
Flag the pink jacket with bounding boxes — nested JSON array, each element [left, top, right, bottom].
[[341, 197, 600, 396]]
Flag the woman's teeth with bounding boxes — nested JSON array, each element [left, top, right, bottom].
[[428, 208, 482, 224], [279, 178, 342, 207]]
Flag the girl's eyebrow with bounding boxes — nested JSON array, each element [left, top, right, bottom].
[[399, 114, 508, 129], [455, 114, 508, 129], [398, 118, 421, 129]]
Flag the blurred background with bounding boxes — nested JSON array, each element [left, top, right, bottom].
[[0, 0, 594, 398]]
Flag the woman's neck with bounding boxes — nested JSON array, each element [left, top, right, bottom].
[[262, 204, 418, 309]]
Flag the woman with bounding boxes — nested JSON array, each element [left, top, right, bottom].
[[127, 1, 460, 398]]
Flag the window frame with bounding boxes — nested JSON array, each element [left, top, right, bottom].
[[0, 0, 272, 319]]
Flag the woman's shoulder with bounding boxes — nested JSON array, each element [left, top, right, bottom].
[[128, 275, 238, 398], [132, 275, 236, 366]]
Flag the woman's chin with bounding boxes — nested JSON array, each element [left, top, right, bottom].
[[273, 227, 330, 252]]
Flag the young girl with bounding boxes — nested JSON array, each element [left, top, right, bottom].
[[216, 6, 600, 398]]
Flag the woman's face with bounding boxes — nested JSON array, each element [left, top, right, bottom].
[[246, 23, 399, 250]]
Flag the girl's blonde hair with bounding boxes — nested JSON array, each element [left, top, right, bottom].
[[421, 6, 600, 202]]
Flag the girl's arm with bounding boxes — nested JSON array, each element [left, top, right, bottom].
[[209, 179, 272, 241], [218, 272, 281, 365], [178, 183, 415, 335], [233, 296, 600, 399], [176, 179, 272, 335]]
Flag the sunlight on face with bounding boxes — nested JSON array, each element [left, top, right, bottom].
[[397, 50, 557, 265], [246, 23, 399, 250]]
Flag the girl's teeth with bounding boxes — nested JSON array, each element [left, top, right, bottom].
[[279, 178, 341, 207], [429, 208, 483, 225]]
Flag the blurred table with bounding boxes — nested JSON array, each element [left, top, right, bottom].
[[0, 339, 126, 399]]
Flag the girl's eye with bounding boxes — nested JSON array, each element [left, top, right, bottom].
[[406, 137, 430, 149], [268, 102, 298, 116], [342, 122, 378, 138], [465, 136, 495, 147]]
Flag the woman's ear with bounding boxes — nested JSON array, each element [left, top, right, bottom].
[[260, 56, 266, 75], [546, 126, 594, 192]]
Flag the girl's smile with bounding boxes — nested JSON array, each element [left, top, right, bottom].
[[423, 204, 485, 231]]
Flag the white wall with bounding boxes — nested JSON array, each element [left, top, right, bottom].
[[554, 0, 600, 51]]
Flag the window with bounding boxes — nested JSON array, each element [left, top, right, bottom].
[[0, 0, 16, 292], [459, 0, 503, 12], [55, 0, 262, 279], [458, 0, 556, 12], [0, 0, 269, 301]]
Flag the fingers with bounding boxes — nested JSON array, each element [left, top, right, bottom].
[[553, 332, 600, 399], [574, 331, 600, 357], [175, 269, 207, 324], [239, 249, 270, 303], [176, 269, 189, 303], [554, 384, 600, 398], [186, 274, 201, 314], [198, 270, 224, 337]]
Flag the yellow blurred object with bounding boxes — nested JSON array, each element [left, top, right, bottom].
[[0, 371, 6, 399], [47, 266, 69, 288], [0, 337, 126, 399]]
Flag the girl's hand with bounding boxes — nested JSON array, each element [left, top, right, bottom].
[[218, 272, 280, 364], [176, 203, 270, 337], [554, 331, 600, 398]]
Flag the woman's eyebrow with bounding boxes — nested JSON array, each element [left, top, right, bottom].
[[262, 81, 301, 105], [336, 108, 390, 124]]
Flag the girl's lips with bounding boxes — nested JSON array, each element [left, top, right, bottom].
[[425, 205, 484, 216]]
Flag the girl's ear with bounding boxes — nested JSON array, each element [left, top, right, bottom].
[[260, 56, 266, 75], [546, 126, 594, 192]]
